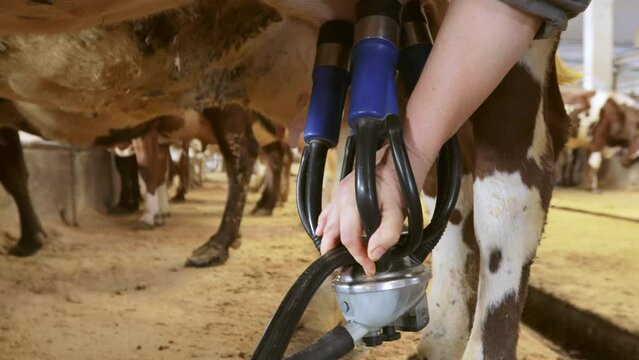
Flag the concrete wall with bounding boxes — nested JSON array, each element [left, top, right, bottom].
[[0, 144, 117, 233]]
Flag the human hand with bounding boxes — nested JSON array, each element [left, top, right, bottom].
[[316, 144, 432, 275]]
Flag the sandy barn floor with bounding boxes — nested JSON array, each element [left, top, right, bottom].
[[0, 177, 566, 360], [532, 188, 639, 334]]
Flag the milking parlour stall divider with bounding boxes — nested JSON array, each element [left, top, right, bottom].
[[252, 1, 462, 359]]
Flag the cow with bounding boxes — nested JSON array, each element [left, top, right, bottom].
[[109, 143, 141, 215], [0, 1, 573, 357], [249, 115, 293, 215], [560, 90, 639, 190]]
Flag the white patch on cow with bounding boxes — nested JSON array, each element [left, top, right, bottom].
[[588, 151, 603, 170], [518, 38, 554, 86], [174, 53, 181, 73], [157, 184, 170, 216], [610, 92, 639, 108], [527, 103, 548, 167], [252, 121, 277, 147], [578, 91, 611, 140], [169, 145, 183, 163], [249, 159, 267, 192], [113, 145, 135, 157], [419, 175, 475, 360], [140, 191, 159, 226], [520, 39, 553, 167], [464, 172, 545, 359], [564, 103, 583, 114]]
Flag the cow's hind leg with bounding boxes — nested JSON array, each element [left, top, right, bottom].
[[0, 128, 46, 256], [172, 142, 190, 203], [415, 175, 477, 360], [133, 128, 165, 229], [414, 124, 478, 360], [279, 143, 293, 205], [251, 141, 283, 216], [462, 43, 560, 359], [185, 105, 258, 267]]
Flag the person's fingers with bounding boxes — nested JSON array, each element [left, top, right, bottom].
[[367, 204, 405, 262], [319, 205, 340, 255], [339, 202, 376, 275], [315, 203, 332, 236]]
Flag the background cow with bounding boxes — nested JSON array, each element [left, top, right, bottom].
[[560, 90, 639, 190]]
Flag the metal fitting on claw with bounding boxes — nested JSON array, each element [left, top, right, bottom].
[[333, 256, 430, 344]]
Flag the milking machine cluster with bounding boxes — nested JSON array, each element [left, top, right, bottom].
[[251, 1, 461, 359]]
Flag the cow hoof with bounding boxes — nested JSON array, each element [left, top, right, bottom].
[[250, 207, 273, 217], [154, 214, 165, 227], [8, 233, 45, 257], [184, 244, 229, 267], [171, 194, 186, 203], [133, 221, 155, 231]]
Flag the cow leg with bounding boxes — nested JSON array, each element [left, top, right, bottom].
[[172, 142, 190, 202], [248, 159, 266, 193], [0, 128, 46, 256], [416, 173, 478, 360], [132, 129, 164, 229], [109, 153, 140, 214], [462, 56, 558, 359], [587, 149, 602, 192], [185, 105, 258, 267], [157, 145, 171, 217], [279, 143, 293, 205], [251, 141, 283, 216]]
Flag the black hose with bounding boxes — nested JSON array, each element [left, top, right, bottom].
[[296, 146, 315, 243], [386, 115, 423, 257], [412, 136, 462, 262], [354, 118, 383, 238], [284, 326, 354, 360], [340, 135, 356, 181], [250, 247, 357, 360], [306, 141, 330, 239]]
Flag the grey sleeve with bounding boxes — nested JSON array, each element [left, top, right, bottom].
[[500, 0, 591, 38]]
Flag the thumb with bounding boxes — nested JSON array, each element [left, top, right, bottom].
[[367, 206, 404, 262]]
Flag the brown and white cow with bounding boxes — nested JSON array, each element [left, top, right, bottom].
[[0, 0, 573, 357], [561, 90, 639, 190]]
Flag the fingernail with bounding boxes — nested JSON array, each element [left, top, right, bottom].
[[365, 263, 376, 276], [369, 246, 385, 262]]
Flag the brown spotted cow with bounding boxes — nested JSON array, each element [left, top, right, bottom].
[[561, 90, 639, 190], [0, 1, 573, 357]]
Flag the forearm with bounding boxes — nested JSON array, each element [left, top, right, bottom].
[[404, 0, 542, 181]]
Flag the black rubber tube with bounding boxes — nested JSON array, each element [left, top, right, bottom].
[[296, 146, 315, 243], [284, 326, 355, 360], [413, 137, 462, 262], [386, 115, 424, 257], [305, 141, 330, 239], [340, 135, 356, 181], [250, 247, 357, 360], [354, 118, 383, 238]]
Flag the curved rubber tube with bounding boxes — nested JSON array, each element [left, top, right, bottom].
[[284, 326, 354, 360], [250, 247, 356, 360], [354, 118, 383, 238]]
